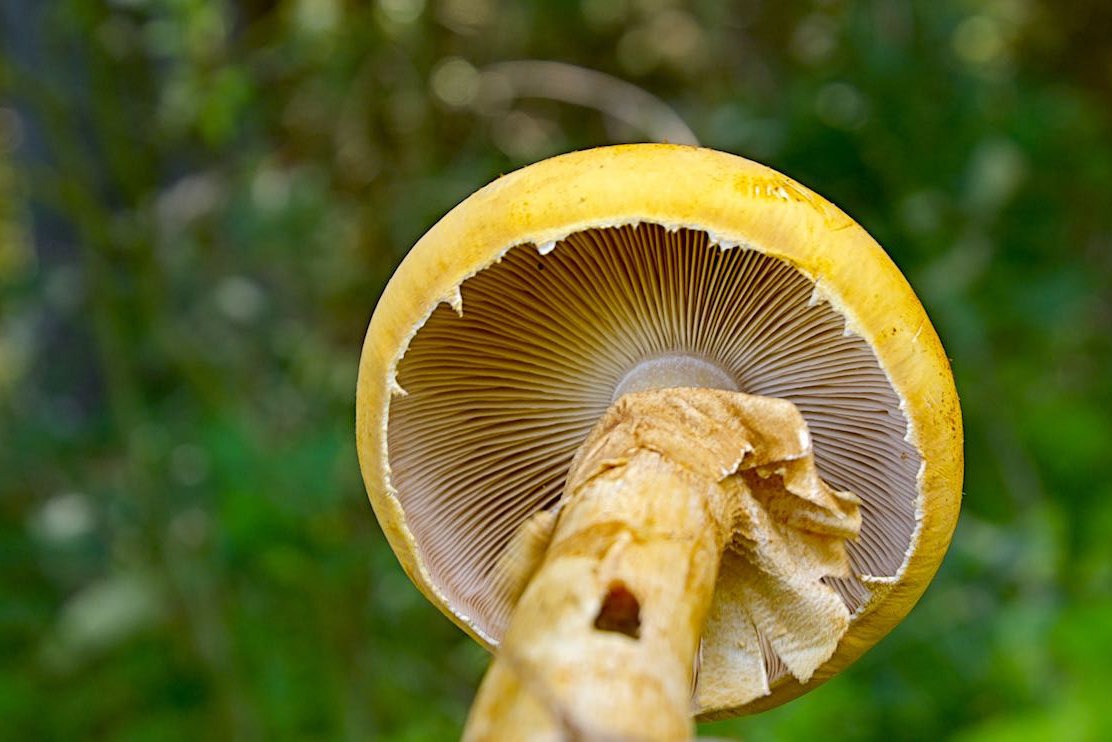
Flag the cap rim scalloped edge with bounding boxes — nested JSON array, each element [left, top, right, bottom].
[[355, 143, 963, 718]]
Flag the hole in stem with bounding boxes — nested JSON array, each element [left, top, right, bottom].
[[594, 581, 641, 639]]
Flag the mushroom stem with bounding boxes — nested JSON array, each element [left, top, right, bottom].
[[463, 390, 760, 741], [464, 388, 863, 739]]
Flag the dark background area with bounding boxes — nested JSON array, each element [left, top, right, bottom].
[[2, 0, 1111, 739]]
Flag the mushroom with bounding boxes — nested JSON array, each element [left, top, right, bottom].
[[356, 144, 962, 740]]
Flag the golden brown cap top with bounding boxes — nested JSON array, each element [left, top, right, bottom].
[[356, 144, 962, 717]]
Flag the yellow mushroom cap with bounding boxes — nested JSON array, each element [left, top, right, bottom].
[[356, 144, 963, 718]]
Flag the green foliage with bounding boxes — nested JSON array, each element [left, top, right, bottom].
[[2, 0, 1110, 738]]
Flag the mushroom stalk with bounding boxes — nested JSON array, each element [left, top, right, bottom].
[[463, 388, 860, 741]]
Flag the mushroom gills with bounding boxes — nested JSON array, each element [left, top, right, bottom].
[[387, 222, 922, 704]]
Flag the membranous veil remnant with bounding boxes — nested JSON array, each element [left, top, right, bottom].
[[386, 222, 921, 684]]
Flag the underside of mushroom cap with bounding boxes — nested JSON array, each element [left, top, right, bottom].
[[355, 144, 963, 718], [386, 223, 920, 712]]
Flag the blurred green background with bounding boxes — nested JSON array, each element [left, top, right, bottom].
[[3, 0, 1111, 739]]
